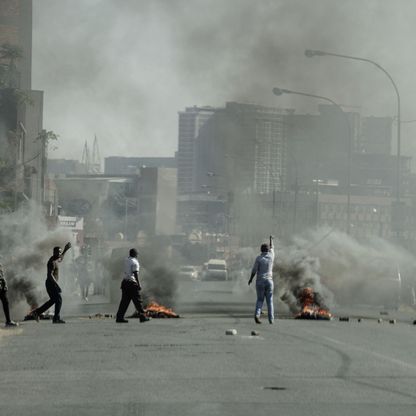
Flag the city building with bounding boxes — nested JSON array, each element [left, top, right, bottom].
[[0, 0, 45, 210], [177, 106, 218, 195], [104, 156, 176, 175], [177, 102, 289, 234], [53, 167, 177, 243], [359, 116, 393, 155], [0, 0, 32, 89], [137, 167, 177, 236], [47, 158, 85, 176]]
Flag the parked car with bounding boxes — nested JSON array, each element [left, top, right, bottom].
[[178, 265, 198, 281], [202, 259, 228, 281]]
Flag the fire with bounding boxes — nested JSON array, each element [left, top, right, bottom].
[[145, 301, 180, 318], [295, 287, 332, 320]]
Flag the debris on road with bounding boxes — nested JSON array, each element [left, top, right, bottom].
[[24, 311, 51, 321], [389, 319, 396, 324], [339, 317, 349, 322], [88, 313, 113, 319], [251, 330, 259, 336], [378, 318, 383, 323], [225, 329, 237, 335]]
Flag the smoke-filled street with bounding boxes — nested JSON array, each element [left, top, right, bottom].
[[4, 1, 416, 415], [1, 292, 416, 416]]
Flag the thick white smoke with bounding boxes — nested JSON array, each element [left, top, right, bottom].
[[0, 201, 72, 316], [277, 227, 416, 311]]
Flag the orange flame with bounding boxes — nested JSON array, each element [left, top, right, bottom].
[[295, 287, 332, 320], [145, 301, 179, 318]]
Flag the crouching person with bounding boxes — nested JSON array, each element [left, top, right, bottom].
[[116, 248, 150, 323]]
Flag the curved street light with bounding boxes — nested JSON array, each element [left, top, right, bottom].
[[273, 87, 352, 234], [305, 49, 401, 204]]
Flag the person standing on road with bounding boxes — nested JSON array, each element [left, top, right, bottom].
[[248, 236, 275, 324], [31, 242, 71, 324], [116, 248, 150, 323], [0, 263, 18, 327]]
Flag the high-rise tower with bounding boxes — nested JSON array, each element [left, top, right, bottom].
[[0, 0, 32, 89]]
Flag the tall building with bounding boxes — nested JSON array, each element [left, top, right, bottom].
[[0, 0, 32, 89], [177, 106, 218, 195], [194, 102, 288, 197], [0, 0, 45, 209], [286, 104, 360, 193], [177, 102, 288, 234], [360, 116, 393, 155], [104, 156, 176, 175]]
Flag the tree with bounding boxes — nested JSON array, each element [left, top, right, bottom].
[[0, 43, 23, 88]]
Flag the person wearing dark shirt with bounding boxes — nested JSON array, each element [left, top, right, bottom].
[[0, 263, 18, 327], [32, 242, 71, 324]]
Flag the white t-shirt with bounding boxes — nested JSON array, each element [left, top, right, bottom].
[[123, 256, 140, 282]]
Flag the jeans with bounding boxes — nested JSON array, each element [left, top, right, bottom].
[[255, 278, 274, 322]]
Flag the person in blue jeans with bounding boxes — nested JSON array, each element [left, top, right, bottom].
[[248, 236, 275, 324]]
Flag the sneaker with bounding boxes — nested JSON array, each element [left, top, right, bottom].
[[5, 321, 18, 327], [139, 315, 151, 323], [116, 318, 128, 323], [52, 319, 66, 324], [269, 319, 274, 324], [32, 311, 39, 323], [254, 316, 262, 324]]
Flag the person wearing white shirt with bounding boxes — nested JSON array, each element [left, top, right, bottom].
[[116, 248, 150, 323]]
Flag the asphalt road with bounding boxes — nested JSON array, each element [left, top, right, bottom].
[[1, 282, 416, 416]]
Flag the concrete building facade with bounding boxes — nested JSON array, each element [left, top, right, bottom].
[[177, 106, 218, 195], [0, 0, 45, 210]]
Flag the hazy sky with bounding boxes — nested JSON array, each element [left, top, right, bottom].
[[32, 0, 416, 163]]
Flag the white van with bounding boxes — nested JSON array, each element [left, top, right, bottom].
[[203, 259, 228, 281]]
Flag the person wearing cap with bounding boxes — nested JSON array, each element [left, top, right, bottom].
[[248, 235, 275, 324], [31, 242, 71, 324], [116, 248, 150, 323], [0, 263, 18, 327]]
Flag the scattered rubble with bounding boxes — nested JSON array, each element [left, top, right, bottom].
[[225, 329, 237, 335]]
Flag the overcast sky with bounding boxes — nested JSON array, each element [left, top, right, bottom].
[[32, 0, 416, 164]]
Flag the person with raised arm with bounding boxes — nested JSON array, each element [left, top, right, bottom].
[[248, 236, 275, 324]]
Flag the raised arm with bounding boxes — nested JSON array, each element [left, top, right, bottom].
[[60, 242, 72, 260]]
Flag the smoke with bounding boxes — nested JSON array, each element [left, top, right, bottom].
[[276, 240, 334, 313], [276, 227, 416, 311], [0, 201, 72, 312], [101, 238, 179, 308], [32, 0, 416, 160]]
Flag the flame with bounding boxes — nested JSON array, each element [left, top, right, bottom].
[[145, 301, 179, 318], [295, 287, 332, 320]]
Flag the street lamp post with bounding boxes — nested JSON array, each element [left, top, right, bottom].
[[305, 49, 401, 205], [273, 87, 352, 234]]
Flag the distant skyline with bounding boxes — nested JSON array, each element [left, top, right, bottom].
[[32, 0, 416, 165]]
